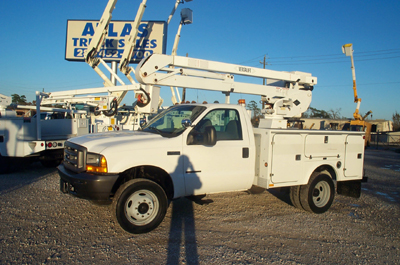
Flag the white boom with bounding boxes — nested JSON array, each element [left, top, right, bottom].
[[136, 54, 316, 121], [82, 0, 193, 110], [118, 0, 147, 83], [85, 0, 118, 88], [84, 0, 149, 106]]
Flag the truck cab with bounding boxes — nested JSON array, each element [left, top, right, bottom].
[[59, 103, 255, 199], [58, 103, 257, 233]]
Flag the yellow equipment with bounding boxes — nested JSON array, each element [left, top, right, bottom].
[[342, 44, 372, 146]]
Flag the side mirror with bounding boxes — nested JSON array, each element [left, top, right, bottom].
[[181, 119, 192, 128]]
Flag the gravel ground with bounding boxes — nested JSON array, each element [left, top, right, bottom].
[[1, 149, 399, 264]]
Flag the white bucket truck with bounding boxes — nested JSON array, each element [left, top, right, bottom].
[[58, 54, 366, 234], [0, 93, 89, 173]]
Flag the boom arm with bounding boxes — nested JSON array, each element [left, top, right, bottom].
[[136, 54, 317, 118], [342, 43, 362, 120], [84, 0, 149, 106], [85, 0, 118, 87], [81, 0, 193, 110], [118, 0, 148, 82]]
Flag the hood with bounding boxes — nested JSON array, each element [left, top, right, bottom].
[[68, 130, 173, 154]]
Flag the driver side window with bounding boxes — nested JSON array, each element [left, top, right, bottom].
[[187, 109, 242, 145]]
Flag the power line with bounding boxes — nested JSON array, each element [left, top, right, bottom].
[[318, 81, 400, 88], [237, 48, 400, 66], [238, 54, 266, 65]]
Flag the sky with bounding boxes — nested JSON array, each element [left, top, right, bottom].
[[1, 0, 400, 121]]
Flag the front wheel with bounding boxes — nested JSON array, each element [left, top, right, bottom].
[[299, 172, 335, 214], [112, 179, 168, 234]]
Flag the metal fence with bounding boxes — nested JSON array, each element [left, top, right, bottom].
[[370, 132, 400, 149]]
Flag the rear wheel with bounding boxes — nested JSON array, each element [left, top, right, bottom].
[[300, 172, 335, 214], [112, 178, 168, 234], [290, 185, 303, 210]]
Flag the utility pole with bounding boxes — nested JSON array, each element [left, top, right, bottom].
[[260, 55, 267, 85], [260, 55, 267, 109]]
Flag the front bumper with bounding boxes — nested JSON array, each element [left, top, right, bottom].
[[58, 164, 119, 202]]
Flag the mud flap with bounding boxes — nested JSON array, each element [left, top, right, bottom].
[[337, 180, 362, 198]]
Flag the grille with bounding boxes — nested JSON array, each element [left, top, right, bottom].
[[63, 141, 87, 173]]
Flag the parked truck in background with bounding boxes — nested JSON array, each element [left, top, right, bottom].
[[0, 83, 157, 174], [0, 93, 89, 173]]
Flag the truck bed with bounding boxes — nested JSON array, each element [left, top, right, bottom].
[[253, 128, 365, 189]]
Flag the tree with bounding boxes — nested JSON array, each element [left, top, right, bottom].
[[328, 108, 342, 119], [303, 107, 330, 119], [246, 100, 262, 127], [247, 100, 261, 118], [393, 111, 400, 131], [303, 107, 343, 119], [11, 94, 27, 105]]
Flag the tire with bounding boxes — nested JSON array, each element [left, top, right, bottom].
[[0, 155, 11, 174], [290, 185, 303, 210], [112, 178, 168, 234], [300, 172, 335, 214]]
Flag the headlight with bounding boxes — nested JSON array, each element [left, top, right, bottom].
[[86, 153, 108, 173]]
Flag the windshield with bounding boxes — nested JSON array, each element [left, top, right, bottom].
[[142, 105, 206, 137]]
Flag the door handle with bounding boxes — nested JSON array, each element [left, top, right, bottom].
[[242, 147, 249, 158]]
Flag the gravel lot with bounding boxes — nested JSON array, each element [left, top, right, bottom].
[[1, 149, 399, 264]]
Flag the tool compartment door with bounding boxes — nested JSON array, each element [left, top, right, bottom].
[[271, 134, 303, 183], [344, 135, 364, 178], [304, 134, 344, 158]]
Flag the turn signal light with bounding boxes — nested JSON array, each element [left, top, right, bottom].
[[86, 155, 108, 173]]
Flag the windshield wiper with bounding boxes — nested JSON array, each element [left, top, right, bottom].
[[148, 126, 163, 134]]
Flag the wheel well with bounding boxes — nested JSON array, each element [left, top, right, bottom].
[[312, 165, 337, 181], [112, 166, 174, 200]]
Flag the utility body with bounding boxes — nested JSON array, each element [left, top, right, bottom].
[[58, 53, 366, 234]]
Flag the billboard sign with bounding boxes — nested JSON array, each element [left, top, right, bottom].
[[65, 20, 167, 63]]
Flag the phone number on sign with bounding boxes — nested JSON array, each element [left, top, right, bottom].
[[74, 48, 154, 61]]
